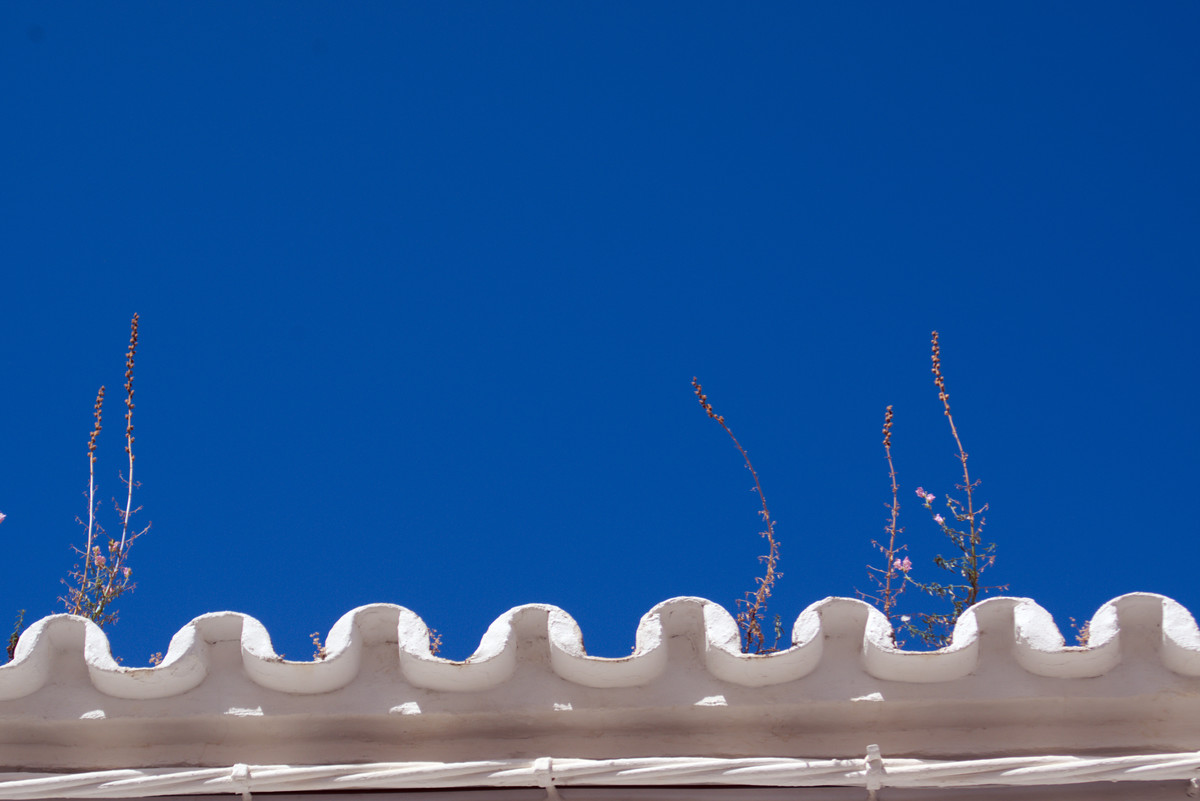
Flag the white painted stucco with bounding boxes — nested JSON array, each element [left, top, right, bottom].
[[1, 594, 1198, 799]]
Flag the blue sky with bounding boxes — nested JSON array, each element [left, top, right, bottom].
[[3, 3, 1198, 661]]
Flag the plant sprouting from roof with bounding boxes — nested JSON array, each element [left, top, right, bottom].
[[859, 331, 1006, 647], [692, 378, 782, 654], [59, 314, 151, 628]]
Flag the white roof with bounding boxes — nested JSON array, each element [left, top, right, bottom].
[[2, 593, 1199, 799]]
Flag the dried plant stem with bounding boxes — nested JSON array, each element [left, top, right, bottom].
[[60, 314, 149, 628], [119, 313, 139, 552], [879, 406, 904, 614], [78, 387, 105, 615], [99, 314, 144, 609], [858, 406, 909, 636], [932, 331, 982, 605], [692, 377, 780, 653]]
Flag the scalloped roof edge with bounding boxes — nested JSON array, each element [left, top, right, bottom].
[[3, 593, 1199, 700]]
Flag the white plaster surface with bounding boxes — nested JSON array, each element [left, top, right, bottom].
[[0, 594, 1197, 778]]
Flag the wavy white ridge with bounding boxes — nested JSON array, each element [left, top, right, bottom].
[[2, 593, 1198, 700]]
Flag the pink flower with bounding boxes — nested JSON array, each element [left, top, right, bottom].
[[123, 567, 132, 579], [0, 512, 6, 525], [915, 487, 926, 498], [94, 554, 106, 568], [893, 556, 912, 573], [934, 514, 944, 525]]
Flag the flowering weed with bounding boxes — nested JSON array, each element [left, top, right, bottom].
[[860, 332, 1006, 647], [58, 314, 151, 628], [693, 378, 781, 653]]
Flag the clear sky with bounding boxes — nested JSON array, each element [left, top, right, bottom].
[[3, 3, 1198, 661]]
